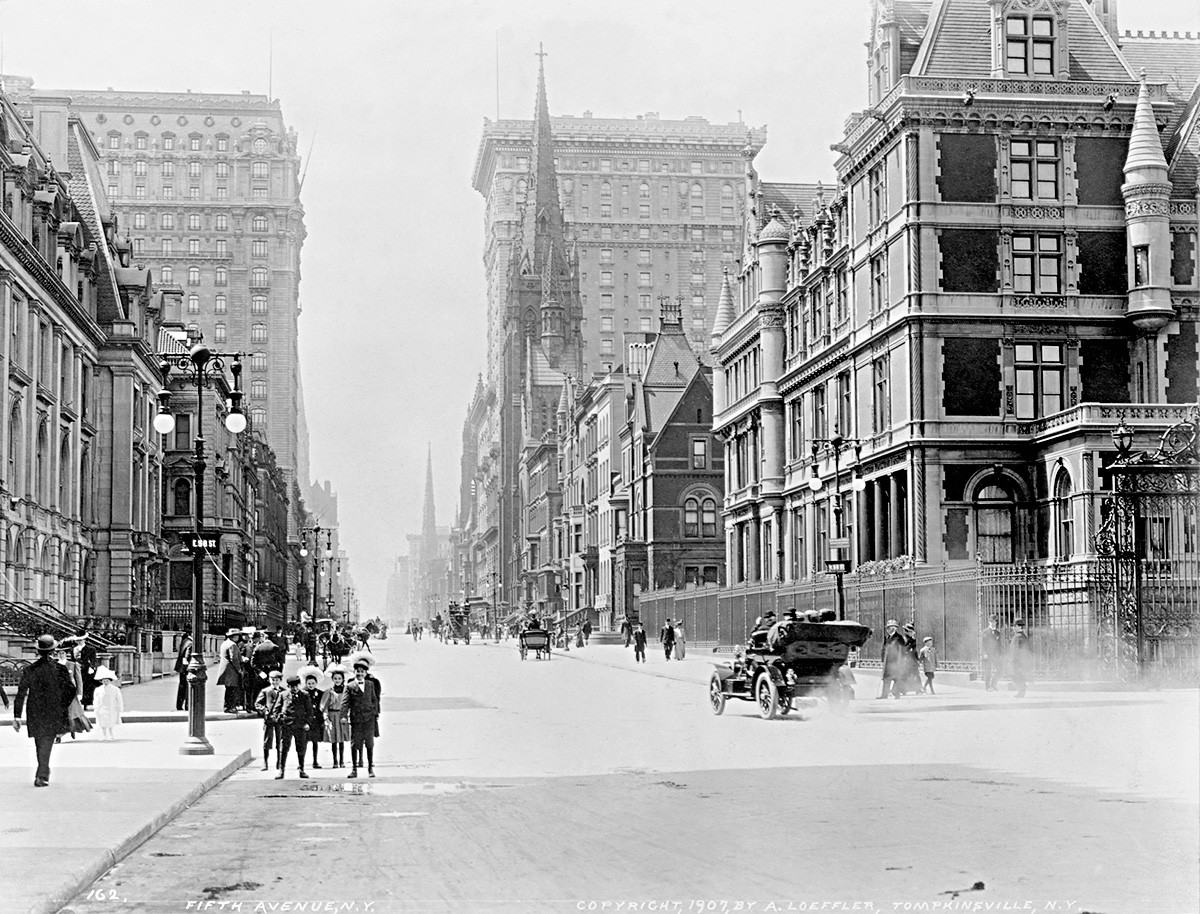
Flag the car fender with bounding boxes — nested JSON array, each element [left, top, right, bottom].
[[712, 664, 735, 683]]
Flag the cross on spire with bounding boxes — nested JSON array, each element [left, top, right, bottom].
[[536, 43, 548, 65]]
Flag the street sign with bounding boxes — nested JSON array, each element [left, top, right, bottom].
[[182, 531, 220, 554], [825, 558, 853, 575], [830, 536, 850, 550]]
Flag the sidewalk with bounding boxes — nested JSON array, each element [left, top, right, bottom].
[[0, 718, 256, 914]]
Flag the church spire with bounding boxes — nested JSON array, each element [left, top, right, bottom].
[[421, 444, 437, 552], [521, 42, 565, 261]]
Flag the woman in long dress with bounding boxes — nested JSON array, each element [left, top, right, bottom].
[[57, 641, 92, 738], [319, 665, 351, 769]]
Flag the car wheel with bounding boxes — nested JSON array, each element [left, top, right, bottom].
[[756, 672, 779, 720], [709, 673, 727, 716]]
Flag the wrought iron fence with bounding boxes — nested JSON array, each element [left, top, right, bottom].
[[156, 601, 246, 635]]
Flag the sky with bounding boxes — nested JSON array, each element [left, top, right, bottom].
[[2, 0, 1197, 611]]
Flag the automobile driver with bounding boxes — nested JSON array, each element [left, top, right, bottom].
[[767, 609, 801, 652], [747, 611, 776, 651]]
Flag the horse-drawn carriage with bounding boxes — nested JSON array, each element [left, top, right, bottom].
[[446, 604, 471, 644], [518, 626, 551, 660], [709, 615, 870, 719]]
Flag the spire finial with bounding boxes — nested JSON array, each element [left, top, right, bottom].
[[536, 42, 548, 67]]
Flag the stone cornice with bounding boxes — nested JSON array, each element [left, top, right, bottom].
[[0, 213, 106, 347]]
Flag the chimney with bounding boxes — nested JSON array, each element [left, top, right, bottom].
[[28, 93, 71, 169], [659, 294, 683, 333]]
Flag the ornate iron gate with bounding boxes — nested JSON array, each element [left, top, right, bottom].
[[1096, 408, 1200, 683]]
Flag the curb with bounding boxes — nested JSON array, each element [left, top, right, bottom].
[[12, 712, 257, 726], [40, 747, 252, 914]]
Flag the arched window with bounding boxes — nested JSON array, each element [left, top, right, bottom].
[[215, 294, 227, 313], [251, 267, 268, 286], [215, 267, 227, 286], [250, 380, 267, 400], [7, 406, 21, 495], [251, 407, 267, 428], [251, 294, 268, 314], [702, 498, 718, 537], [251, 215, 268, 232], [684, 497, 700, 537], [173, 478, 192, 516], [721, 183, 735, 218], [251, 323, 267, 343], [160, 265, 173, 284], [187, 266, 200, 285], [79, 446, 90, 524], [690, 182, 704, 218], [251, 351, 267, 371], [59, 435, 71, 512], [639, 182, 650, 200], [975, 483, 1015, 564], [600, 182, 612, 200], [1054, 472, 1073, 560], [35, 423, 48, 504], [187, 294, 200, 313]]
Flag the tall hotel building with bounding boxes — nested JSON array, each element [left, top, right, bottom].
[[473, 109, 767, 386], [11, 82, 310, 489]]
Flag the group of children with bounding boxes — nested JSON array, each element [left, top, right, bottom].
[[255, 652, 382, 779]]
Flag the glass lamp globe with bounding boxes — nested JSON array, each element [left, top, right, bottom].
[[153, 412, 176, 435], [300, 546, 309, 557], [852, 476, 868, 493], [225, 411, 247, 434], [808, 475, 823, 492]]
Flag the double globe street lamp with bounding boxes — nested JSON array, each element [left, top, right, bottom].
[[154, 339, 247, 756], [299, 525, 334, 625], [808, 434, 867, 621]]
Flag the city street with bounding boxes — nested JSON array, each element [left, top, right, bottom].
[[62, 635, 1198, 914]]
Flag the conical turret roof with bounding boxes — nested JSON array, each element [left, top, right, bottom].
[[711, 267, 737, 343], [1125, 77, 1169, 179]]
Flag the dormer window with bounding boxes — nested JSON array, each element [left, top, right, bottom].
[[1005, 15, 1055, 76]]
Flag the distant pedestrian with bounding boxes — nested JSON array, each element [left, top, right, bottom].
[[632, 623, 647, 663], [879, 620, 904, 699], [575, 626, 584, 648], [660, 619, 676, 661], [674, 621, 687, 660], [620, 618, 632, 648], [919, 637, 937, 695], [320, 665, 351, 769], [303, 624, 318, 664], [255, 670, 285, 771], [900, 623, 921, 695], [346, 656, 380, 778], [982, 616, 1003, 691], [356, 629, 373, 654], [1009, 619, 1032, 698], [93, 667, 124, 740], [12, 635, 76, 787], [174, 633, 193, 711], [272, 675, 316, 779], [217, 628, 244, 713], [582, 619, 592, 645]]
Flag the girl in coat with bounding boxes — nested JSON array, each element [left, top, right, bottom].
[[93, 667, 124, 739], [320, 664, 352, 769]]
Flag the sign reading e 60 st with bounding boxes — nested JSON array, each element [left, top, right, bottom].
[[183, 532, 220, 554]]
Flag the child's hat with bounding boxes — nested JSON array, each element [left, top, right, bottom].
[[923, 636, 933, 642], [95, 666, 118, 681]]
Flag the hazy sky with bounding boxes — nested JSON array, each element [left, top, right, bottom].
[[3, 0, 1196, 610]]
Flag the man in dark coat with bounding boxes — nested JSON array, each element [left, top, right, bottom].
[[174, 633, 193, 711], [217, 629, 244, 713], [75, 630, 99, 709], [12, 635, 76, 786], [272, 674, 316, 779], [247, 633, 278, 712], [660, 619, 676, 660], [879, 620, 905, 699], [982, 616, 1003, 691], [632, 623, 647, 663], [620, 618, 632, 648]]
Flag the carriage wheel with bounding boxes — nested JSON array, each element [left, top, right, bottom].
[[708, 673, 727, 716], [778, 695, 793, 716], [756, 672, 779, 720]]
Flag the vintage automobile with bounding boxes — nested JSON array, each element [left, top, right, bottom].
[[709, 618, 871, 719]]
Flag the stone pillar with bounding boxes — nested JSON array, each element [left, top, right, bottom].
[[873, 478, 887, 560], [890, 472, 904, 558]]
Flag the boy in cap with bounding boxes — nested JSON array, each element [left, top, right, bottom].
[[919, 637, 937, 694], [255, 670, 285, 770], [345, 657, 380, 778], [272, 674, 316, 779]]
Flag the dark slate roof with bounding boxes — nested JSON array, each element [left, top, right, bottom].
[[66, 124, 124, 323], [895, 0, 934, 74], [1165, 82, 1200, 194], [759, 182, 833, 227], [1120, 34, 1200, 99], [919, 0, 1131, 80]]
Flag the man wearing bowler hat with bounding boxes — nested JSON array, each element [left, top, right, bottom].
[[12, 635, 77, 786], [217, 628, 244, 713]]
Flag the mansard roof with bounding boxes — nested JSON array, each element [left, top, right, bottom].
[[1120, 32, 1200, 189], [915, 0, 1132, 81], [66, 121, 125, 324]]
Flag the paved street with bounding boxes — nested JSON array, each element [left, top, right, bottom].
[[56, 635, 1198, 914]]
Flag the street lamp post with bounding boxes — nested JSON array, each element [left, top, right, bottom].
[[808, 435, 867, 621], [154, 340, 247, 756], [299, 526, 334, 623]]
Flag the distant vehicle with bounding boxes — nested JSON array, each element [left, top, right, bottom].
[[709, 618, 870, 719], [518, 625, 551, 661]]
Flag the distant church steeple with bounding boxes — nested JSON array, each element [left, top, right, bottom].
[[421, 444, 437, 560]]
